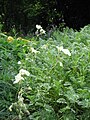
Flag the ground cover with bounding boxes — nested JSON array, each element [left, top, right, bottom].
[[0, 25, 90, 120]]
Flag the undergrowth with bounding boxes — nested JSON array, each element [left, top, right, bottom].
[[0, 25, 90, 120]]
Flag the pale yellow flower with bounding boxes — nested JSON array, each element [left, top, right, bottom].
[[7, 36, 14, 42]]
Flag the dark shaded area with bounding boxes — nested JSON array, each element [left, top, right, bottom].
[[56, 0, 90, 30], [0, 0, 29, 34], [0, 0, 90, 33]]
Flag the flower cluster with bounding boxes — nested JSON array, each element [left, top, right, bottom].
[[9, 89, 30, 117], [35, 24, 46, 36], [13, 69, 30, 84], [56, 46, 71, 56]]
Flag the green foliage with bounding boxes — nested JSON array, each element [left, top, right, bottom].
[[0, 25, 90, 120]]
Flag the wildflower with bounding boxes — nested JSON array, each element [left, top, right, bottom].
[[18, 94, 30, 114], [40, 28, 46, 34], [31, 47, 40, 54], [56, 46, 63, 52], [19, 69, 30, 76], [36, 25, 42, 30], [7, 36, 14, 42], [13, 73, 24, 84], [62, 48, 71, 56], [35, 24, 46, 36], [56, 46, 71, 56], [13, 69, 30, 84], [18, 94, 24, 103], [18, 61, 21, 65]]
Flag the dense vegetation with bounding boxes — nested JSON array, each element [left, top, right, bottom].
[[0, 24, 90, 120]]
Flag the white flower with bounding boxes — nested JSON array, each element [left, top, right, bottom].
[[56, 46, 71, 56], [19, 69, 30, 76], [36, 25, 42, 30], [35, 25, 46, 36], [40, 29, 46, 34], [31, 47, 40, 54], [18, 61, 21, 65], [56, 46, 63, 52], [13, 69, 30, 84], [62, 48, 71, 56], [25, 57, 29, 60], [13, 73, 24, 84], [18, 95, 24, 102], [59, 62, 63, 67]]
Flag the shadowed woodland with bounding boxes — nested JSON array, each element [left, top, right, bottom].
[[0, 0, 90, 33]]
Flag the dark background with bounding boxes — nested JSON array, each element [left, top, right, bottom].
[[0, 0, 90, 34]]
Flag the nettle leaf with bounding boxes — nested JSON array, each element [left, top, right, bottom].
[[65, 87, 79, 103], [63, 112, 75, 120], [77, 99, 90, 108], [64, 82, 71, 87], [59, 106, 70, 113], [44, 104, 54, 112], [77, 88, 90, 99]]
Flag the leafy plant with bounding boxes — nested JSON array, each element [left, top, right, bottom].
[[0, 25, 90, 120]]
